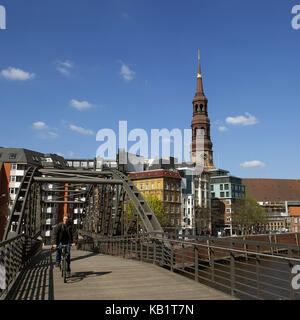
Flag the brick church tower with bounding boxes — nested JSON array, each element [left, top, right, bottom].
[[191, 51, 215, 170]]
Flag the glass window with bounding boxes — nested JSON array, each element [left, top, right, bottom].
[[145, 183, 149, 190], [220, 184, 223, 190], [10, 176, 16, 182], [9, 153, 16, 159], [140, 184, 143, 190], [11, 163, 17, 170], [211, 185, 214, 191], [211, 192, 215, 198], [220, 192, 225, 197], [225, 184, 229, 190], [165, 182, 168, 189], [226, 192, 229, 197]]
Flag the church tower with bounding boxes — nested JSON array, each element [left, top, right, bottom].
[[191, 51, 215, 170]]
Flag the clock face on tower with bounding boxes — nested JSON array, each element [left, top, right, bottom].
[[200, 152, 207, 160]]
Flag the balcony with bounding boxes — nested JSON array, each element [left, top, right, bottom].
[[43, 207, 57, 214], [9, 181, 21, 189], [10, 170, 25, 177], [43, 218, 56, 225], [45, 230, 51, 237]]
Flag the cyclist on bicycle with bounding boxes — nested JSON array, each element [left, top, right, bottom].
[[51, 215, 76, 273]]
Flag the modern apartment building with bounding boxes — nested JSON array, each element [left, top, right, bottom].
[[0, 147, 67, 241], [209, 169, 246, 235]]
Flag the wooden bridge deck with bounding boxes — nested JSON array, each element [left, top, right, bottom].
[[8, 248, 233, 300]]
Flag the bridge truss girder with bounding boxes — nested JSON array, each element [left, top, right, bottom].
[[3, 167, 163, 241]]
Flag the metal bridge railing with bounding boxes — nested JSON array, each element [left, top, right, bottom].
[[0, 234, 42, 300], [78, 233, 300, 300]]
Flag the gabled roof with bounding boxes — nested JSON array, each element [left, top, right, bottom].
[[242, 178, 300, 202], [0, 148, 67, 168]]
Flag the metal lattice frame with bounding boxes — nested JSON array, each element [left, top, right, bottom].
[[3, 167, 164, 241]]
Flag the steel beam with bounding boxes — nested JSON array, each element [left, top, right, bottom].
[[39, 169, 112, 175], [34, 177, 123, 184], [42, 200, 85, 204]]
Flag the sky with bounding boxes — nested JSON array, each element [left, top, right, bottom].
[[0, 0, 300, 179]]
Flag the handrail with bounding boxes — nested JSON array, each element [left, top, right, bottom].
[[77, 233, 300, 300]]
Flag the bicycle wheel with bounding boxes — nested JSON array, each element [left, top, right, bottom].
[[63, 257, 67, 283], [61, 256, 64, 277]]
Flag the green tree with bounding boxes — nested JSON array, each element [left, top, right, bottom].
[[232, 196, 266, 235], [144, 194, 169, 227], [126, 194, 168, 230]]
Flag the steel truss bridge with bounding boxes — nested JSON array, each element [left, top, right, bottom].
[[1, 167, 300, 300]]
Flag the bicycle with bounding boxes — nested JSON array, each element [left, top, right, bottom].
[[58, 244, 71, 283]]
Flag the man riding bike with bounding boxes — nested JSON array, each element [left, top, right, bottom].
[[51, 215, 76, 274]]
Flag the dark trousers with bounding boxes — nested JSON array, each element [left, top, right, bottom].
[[55, 243, 71, 265]]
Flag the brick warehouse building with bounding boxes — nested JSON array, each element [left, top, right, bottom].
[[128, 170, 182, 228], [242, 178, 300, 233]]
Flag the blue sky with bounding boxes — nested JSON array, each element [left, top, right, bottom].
[[0, 0, 300, 179]]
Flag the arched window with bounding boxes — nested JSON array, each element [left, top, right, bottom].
[[195, 104, 198, 112], [200, 104, 203, 112], [200, 127, 205, 136]]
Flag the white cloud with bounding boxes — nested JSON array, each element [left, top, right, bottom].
[[32, 121, 48, 130], [120, 62, 135, 81], [32, 121, 58, 139], [240, 160, 266, 168], [70, 99, 93, 111], [39, 131, 59, 139], [226, 112, 258, 126], [1, 67, 35, 81], [69, 124, 94, 135], [55, 60, 74, 76], [218, 126, 228, 132]]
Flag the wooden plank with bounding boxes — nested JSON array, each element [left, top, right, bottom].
[[9, 248, 233, 300]]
